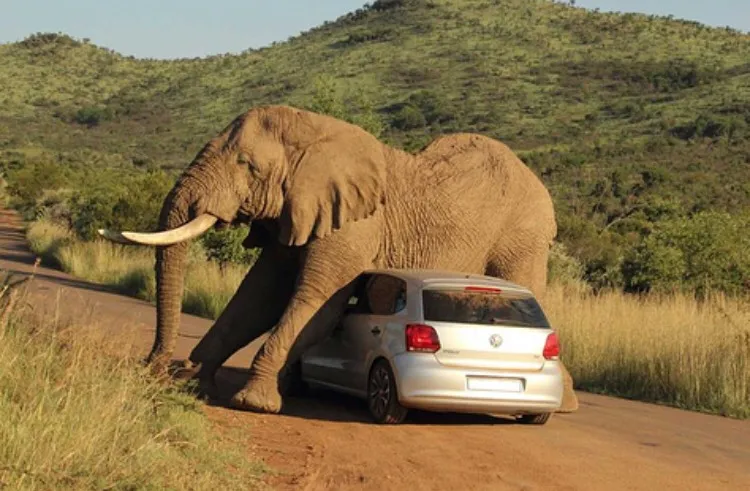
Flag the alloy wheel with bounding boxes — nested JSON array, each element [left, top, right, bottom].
[[369, 365, 391, 418]]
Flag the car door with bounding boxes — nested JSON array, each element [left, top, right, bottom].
[[300, 274, 373, 392], [336, 274, 408, 395]]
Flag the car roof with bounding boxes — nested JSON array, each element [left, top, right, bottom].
[[361, 268, 533, 294]]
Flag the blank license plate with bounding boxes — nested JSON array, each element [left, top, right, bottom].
[[467, 377, 523, 393]]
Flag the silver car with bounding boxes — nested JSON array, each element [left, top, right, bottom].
[[300, 269, 564, 425]]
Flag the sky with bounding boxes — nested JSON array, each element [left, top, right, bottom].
[[1, 0, 748, 59]]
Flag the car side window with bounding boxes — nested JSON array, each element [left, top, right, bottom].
[[364, 274, 407, 315], [346, 274, 373, 314], [345, 274, 407, 315]]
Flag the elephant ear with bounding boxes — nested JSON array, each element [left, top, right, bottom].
[[278, 136, 386, 246]]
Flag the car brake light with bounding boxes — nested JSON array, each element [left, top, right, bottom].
[[405, 324, 441, 353], [543, 332, 560, 360], [464, 286, 502, 293]]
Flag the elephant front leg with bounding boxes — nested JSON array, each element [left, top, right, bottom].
[[184, 246, 298, 397], [231, 252, 369, 413]]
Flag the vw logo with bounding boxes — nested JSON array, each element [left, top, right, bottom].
[[489, 334, 503, 348]]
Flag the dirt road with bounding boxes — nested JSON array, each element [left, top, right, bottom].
[[2, 209, 748, 491]]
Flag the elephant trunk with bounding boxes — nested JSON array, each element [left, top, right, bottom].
[[148, 183, 196, 374]]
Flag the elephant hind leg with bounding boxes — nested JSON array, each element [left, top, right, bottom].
[[484, 243, 549, 299], [558, 364, 579, 413], [485, 245, 579, 414]]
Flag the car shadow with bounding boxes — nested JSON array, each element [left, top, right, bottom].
[[207, 366, 517, 426]]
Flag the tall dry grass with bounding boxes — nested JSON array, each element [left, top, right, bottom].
[[543, 284, 750, 418], [0, 275, 264, 489], [26, 219, 247, 319]]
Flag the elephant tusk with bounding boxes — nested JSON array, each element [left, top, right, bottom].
[[97, 214, 218, 246], [97, 228, 136, 244]]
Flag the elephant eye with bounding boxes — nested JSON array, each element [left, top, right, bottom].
[[237, 153, 260, 174], [237, 152, 251, 165]]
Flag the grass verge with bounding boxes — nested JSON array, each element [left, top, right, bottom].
[[0, 275, 264, 489], [26, 219, 246, 320], [543, 284, 750, 418]]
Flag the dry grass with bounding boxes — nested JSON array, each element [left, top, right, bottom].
[[543, 284, 750, 418], [0, 275, 264, 489], [26, 219, 247, 319]]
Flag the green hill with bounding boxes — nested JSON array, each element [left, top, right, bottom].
[[1, 0, 749, 291]]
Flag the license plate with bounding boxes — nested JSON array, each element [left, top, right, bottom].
[[467, 377, 523, 393]]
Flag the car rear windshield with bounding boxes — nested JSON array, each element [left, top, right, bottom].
[[421, 289, 550, 328]]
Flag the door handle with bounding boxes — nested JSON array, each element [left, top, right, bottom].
[[370, 326, 381, 335]]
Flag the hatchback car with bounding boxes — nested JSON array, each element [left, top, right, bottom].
[[299, 269, 564, 424]]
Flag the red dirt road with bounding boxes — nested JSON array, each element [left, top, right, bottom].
[[2, 209, 749, 491]]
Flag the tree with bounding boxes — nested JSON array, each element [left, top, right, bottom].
[[306, 74, 384, 137], [623, 211, 750, 295]]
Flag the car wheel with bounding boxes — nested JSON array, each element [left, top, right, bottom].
[[516, 413, 552, 425], [367, 360, 408, 424]]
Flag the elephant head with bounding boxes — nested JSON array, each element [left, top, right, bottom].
[[99, 105, 387, 373]]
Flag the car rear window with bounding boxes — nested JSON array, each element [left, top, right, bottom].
[[421, 289, 550, 328]]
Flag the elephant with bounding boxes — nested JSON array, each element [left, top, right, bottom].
[[99, 105, 579, 414]]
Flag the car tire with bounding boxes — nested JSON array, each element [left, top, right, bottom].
[[516, 413, 552, 425], [367, 360, 408, 424]]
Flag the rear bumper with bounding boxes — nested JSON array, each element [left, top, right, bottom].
[[391, 353, 563, 415]]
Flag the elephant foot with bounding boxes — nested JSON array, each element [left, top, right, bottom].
[[556, 387, 579, 413], [230, 379, 282, 414], [196, 374, 220, 401], [170, 359, 201, 380], [556, 364, 579, 414], [146, 358, 171, 382]]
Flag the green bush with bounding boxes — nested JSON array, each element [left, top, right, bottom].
[[305, 74, 384, 136], [73, 106, 113, 127], [200, 227, 259, 266], [5, 159, 66, 212], [68, 169, 173, 240], [623, 211, 750, 295], [392, 104, 427, 130], [406, 90, 453, 125], [548, 242, 586, 288]]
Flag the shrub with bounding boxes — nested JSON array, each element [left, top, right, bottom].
[[406, 90, 454, 125], [73, 106, 114, 127], [5, 159, 67, 212], [305, 75, 384, 136], [548, 242, 587, 289], [200, 227, 259, 266], [68, 169, 173, 240], [392, 104, 427, 130], [623, 211, 750, 295]]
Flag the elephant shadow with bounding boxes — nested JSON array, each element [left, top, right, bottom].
[[207, 366, 516, 426]]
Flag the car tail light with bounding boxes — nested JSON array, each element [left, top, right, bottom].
[[543, 332, 560, 360], [464, 286, 502, 293], [406, 324, 441, 353]]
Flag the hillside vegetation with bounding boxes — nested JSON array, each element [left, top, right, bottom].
[[1, 0, 750, 292]]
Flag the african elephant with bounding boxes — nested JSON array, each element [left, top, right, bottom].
[[100, 105, 578, 414]]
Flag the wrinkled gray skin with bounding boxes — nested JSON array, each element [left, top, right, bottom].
[[109, 105, 578, 414]]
